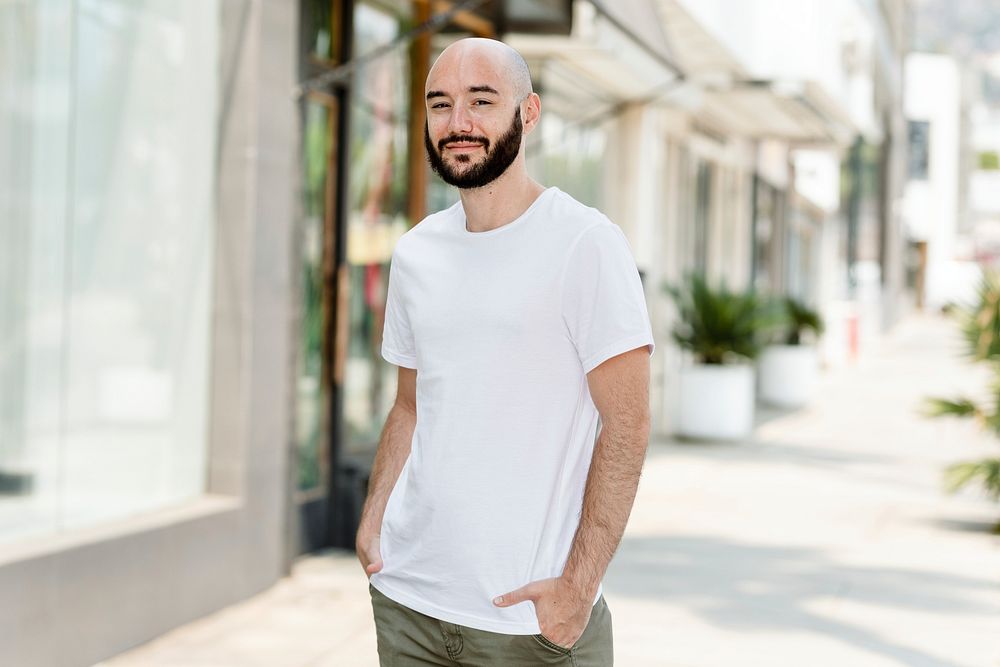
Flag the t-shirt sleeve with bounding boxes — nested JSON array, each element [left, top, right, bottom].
[[381, 249, 418, 369], [560, 222, 655, 374]]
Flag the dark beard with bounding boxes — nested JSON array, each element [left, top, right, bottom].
[[424, 108, 523, 189]]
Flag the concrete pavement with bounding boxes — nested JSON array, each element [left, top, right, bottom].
[[100, 314, 1000, 667]]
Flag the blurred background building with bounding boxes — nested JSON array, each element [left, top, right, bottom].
[[1, 0, 972, 664], [901, 0, 1000, 311]]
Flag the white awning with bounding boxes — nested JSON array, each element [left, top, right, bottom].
[[654, 0, 856, 146], [702, 80, 856, 145], [505, 1, 682, 105]]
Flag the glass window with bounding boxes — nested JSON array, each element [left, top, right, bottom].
[[907, 120, 930, 181], [752, 177, 786, 294], [785, 205, 820, 304], [505, 0, 573, 33], [532, 111, 610, 209], [295, 97, 333, 494], [525, 58, 614, 209], [841, 138, 884, 294], [0, 0, 219, 543], [693, 160, 713, 274], [294, 0, 341, 498], [675, 155, 713, 278], [343, 1, 412, 459]]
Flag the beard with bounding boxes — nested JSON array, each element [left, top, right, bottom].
[[424, 108, 523, 189]]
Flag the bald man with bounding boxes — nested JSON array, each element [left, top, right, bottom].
[[356, 38, 654, 666]]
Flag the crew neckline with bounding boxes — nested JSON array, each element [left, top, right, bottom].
[[458, 186, 558, 238]]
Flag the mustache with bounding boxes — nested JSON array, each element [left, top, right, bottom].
[[438, 134, 490, 153]]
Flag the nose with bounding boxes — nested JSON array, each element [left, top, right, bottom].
[[447, 105, 473, 135]]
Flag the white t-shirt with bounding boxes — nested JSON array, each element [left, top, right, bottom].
[[370, 186, 655, 635]]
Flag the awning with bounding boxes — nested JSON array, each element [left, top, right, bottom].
[[504, 0, 683, 104], [654, 0, 856, 146], [702, 80, 856, 145], [654, 0, 747, 79]]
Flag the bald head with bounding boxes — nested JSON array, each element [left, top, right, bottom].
[[427, 38, 533, 101]]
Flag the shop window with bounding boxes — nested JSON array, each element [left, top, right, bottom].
[[343, 1, 412, 459], [752, 177, 786, 294], [693, 160, 713, 274], [907, 120, 930, 181], [0, 1, 220, 542]]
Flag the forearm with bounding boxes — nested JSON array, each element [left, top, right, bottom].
[[357, 403, 417, 541], [561, 417, 650, 598]]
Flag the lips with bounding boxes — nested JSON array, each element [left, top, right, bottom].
[[446, 142, 484, 150], [439, 136, 489, 153]]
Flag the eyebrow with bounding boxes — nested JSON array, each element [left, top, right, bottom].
[[425, 85, 500, 100]]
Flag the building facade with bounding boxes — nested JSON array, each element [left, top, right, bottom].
[[902, 52, 983, 311], [1, 2, 299, 664]]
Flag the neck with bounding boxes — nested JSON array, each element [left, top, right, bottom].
[[458, 160, 546, 233]]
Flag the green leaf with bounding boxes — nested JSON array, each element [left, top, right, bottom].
[[782, 297, 824, 345], [943, 459, 1000, 500], [954, 269, 1000, 361], [923, 397, 980, 419]]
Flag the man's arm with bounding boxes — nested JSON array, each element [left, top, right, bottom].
[[562, 346, 651, 596], [356, 365, 418, 577], [493, 346, 650, 646]]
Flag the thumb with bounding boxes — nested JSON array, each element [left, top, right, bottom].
[[365, 540, 383, 576], [493, 583, 536, 607]]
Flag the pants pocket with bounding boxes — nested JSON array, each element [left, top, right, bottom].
[[532, 632, 573, 656]]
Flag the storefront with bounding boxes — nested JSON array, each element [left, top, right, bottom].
[[292, 0, 593, 552], [1, 2, 301, 664], [0, 0, 220, 548]]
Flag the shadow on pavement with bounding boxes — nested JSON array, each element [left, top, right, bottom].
[[605, 534, 997, 667], [647, 436, 896, 470]]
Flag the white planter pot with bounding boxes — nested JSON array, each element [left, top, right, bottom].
[[676, 364, 755, 441], [758, 344, 819, 408]]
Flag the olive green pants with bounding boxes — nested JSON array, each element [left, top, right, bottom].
[[369, 584, 614, 666]]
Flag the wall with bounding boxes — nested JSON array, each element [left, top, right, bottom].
[[903, 53, 968, 310]]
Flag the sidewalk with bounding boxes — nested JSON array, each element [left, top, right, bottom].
[[101, 314, 1000, 667]]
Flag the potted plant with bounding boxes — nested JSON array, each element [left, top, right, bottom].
[[666, 273, 781, 441], [758, 297, 825, 408], [924, 271, 1000, 532]]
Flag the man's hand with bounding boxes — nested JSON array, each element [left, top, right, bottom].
[[492, 577, 592, 649], [356, 367, 416, 580], [356, 531, 383, 578]]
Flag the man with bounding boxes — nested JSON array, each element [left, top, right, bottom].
[[356, 37, 654, 666]]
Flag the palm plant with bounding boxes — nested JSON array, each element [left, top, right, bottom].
[[783, 297, 825, 346], [665, 273, 784, 365], [926, 378, 1000, 509], [957, 270, 1000, 362], [924, 270, 1000, 527]]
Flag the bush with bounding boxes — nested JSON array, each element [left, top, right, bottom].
[[664, 273, 784, 365], [780, 297, 825, 346]]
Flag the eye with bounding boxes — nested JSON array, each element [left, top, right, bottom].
[[473, 99, 492, 106], [430, 102, 451, 109]]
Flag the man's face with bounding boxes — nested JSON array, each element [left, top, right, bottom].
[[423, 107, 522, 189], [423, 52, 528, 189]]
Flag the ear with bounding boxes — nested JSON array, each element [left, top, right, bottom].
[[522, 92, 542, 135]]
